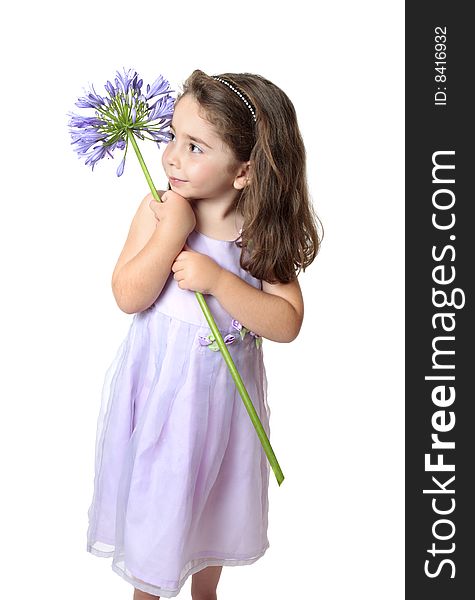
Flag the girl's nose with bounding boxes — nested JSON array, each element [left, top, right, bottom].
[[165, 143, 180, 168]]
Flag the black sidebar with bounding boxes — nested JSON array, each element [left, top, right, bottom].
[[406, 4, 474, 599]]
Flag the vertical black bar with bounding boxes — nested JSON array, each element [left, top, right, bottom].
[[406, 4, 473, 599]]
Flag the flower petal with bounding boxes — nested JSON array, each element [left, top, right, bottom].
[[115, 68, 134, 94], [199, 335, 212, 346], [145, 74, 171, 100], [105, 80, 117, 97], [116, 155, 126, 177], [232, 319, 242, 331]]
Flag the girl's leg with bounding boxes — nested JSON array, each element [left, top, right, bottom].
[[133, 588, 160, 600], [191, 565, 223, 600]]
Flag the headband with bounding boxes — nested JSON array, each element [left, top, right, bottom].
[[212, 76, 257, 122]]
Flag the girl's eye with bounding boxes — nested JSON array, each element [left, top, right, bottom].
[[190, 143, 203, 154], [167, 132, 202, 154]]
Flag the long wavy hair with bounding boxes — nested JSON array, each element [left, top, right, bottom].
[[177, 69, 323, 284]]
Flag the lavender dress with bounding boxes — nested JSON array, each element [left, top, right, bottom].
[[86, 229, 271, 598]]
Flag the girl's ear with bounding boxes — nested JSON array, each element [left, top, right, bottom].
[[233, 161, 251, 190]]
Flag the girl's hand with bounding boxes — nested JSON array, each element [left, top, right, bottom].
[[172, 245, 223, 295], [149, 190, 196, 240]]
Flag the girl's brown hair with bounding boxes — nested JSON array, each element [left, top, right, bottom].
[[178, 69, 323, 284]]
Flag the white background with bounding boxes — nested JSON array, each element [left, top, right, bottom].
[[0, 1, 404, 598]]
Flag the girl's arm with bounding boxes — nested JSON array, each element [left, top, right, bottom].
[[112, 192, 194, 314], [172, 247, 304, 343], [211, 272, 304, 343]]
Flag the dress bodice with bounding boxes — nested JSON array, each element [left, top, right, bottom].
[[148, 229, 262, 332]]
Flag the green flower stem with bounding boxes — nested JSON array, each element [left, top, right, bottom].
[[127, 131, 284, 486], [195, 293, 284, 486], [128, 133, 161, 202]]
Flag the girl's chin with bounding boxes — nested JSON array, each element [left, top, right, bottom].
[[170, 188, 198, 203], [170, 181, 192, 195]]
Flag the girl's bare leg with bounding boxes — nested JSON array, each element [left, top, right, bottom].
[[191, 565, 223, 600], [133, 589, 160, 600]]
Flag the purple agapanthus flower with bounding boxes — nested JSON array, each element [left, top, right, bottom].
[[68, 68, 175, 176]]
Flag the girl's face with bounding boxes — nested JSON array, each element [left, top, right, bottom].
[[162, 94, 246, 201]]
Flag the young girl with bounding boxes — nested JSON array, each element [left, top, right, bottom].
[[86, 69, 321, 600]]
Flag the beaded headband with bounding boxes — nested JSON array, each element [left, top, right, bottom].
[[212, 76, 257, 122]]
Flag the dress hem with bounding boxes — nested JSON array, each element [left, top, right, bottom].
[[87, 542, 270, 598]]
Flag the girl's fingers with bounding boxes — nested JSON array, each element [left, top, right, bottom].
[[175, 250, 188, 261], [171, 260, 184, 272]]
